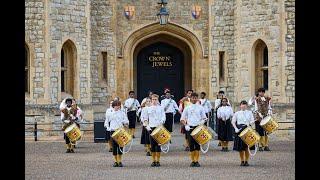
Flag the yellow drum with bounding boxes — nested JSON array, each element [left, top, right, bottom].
[[190, 125, 212, 145], [260, 115, 279, 134], [239, 126, 261, 148], [150, 125, 171, 145], [64, 123, 82, 142], [111, 127, 132, 147]]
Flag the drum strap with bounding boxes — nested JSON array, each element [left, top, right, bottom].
[[200, 141, 210, 153], [248, 144, 258, 156], [119, 138, 133, 154], [160, 143, 170, 153]]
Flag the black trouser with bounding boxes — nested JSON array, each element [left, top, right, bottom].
[[149, 127, 161, 152], [64, 133, 71, 144], [111, 131, 123, 155], [164, 113, 174, 132], [127, 111, 137, 128], [186, 126, 200, 152]]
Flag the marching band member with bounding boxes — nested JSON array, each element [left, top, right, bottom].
[[114, 97, 125, 112], [161, 90, 179, 133], [105, 100, 114, 152], [141, 94, 166, 167], [254, 88, 273, 151], [199, 92, 213, 125], [124, 91, 140, 138], [140, 94, 152, 156], [180, 92, 208, 167], [232, 100, 255, 166], [217, 97, 234, 151], [104, 100, 129, 167], [60, 97, 82, 153], [214, 91, 230, 146], [179, 90, 194, 151], [160, 88, 174, 101]]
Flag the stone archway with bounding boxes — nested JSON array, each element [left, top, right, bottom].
[[117, 22, 208, 99]]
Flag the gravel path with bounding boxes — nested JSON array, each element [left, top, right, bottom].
[[26, 125, 295, 180]]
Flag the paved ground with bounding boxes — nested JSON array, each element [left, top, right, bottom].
[[26, 125, 295, 180]]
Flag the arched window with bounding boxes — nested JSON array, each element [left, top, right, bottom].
[[61, 40, 76, 97], [25, 43, 29, 93], [254, 40, 268, 92]]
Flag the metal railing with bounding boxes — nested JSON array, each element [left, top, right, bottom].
[[25, 122, 94, 141]]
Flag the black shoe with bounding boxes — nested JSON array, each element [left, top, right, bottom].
[[221, 148, 225, 151], [146, 152, 151, 156], [185, 147, 190, 151], [218, 142, 221, 146], [264, 146, 271, 151], [156, 162, 161, 167], [190, 162, 196, 167], [240, 161, 245, 166], [70, 149, 75, 153], [225, 147, 229, 152], [113, 162, 119, 167], [244, 161, 249, 166], [66, 149, 71, 153], [151, 162, 157, 167], [109, 149, 113, 152], [132, 135, 135, 138], [118, 162, 123, 167], [194, 162, 201, 167], [259, 147, 264, 151]]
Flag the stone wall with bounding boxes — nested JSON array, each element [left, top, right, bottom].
[[210, 0, 236, 102]]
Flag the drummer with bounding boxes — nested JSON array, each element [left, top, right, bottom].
[[141, 94, 166, 167], [217, 97, 234, 151], [105, 100, 114, 152], [231, 100, 255, 166], [253, 88, 273, 151], [60, 97, 83, 153], [104, 100, 129, 167], [180, 92, 208, 167], [140, 95, 152, 156]]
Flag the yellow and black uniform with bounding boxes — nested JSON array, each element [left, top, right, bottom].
[[124, 97, 140, 138], [254, 96, 272, 151], [180, 103, 207, 167], [105, 109, 129, 167], [141, 104, 166, 167], [232, 109, 255, 166], [217, 105, 234, 151]]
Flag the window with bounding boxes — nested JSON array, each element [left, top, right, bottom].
[[61, 40, 76, 96], [254, 40, 268, 91], [219, 51, 225, 82], [102, 52, 108, 82], [25, 44, 29, 93], [61, 49, 66, 92]]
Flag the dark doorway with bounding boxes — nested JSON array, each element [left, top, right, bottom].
[[136, 42, 184, 103]]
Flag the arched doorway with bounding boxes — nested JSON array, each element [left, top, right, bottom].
[[252, 39, 269, 93], [133, 34, 192, 102]]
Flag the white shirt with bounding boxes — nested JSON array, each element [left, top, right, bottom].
[[217, 105, 234, 120], [141, 105, 166, 128], [232, 110, 254, 126], [161, 98, 179, 113], [214, 98, 231, 110], [180, 104, 207, 126], [124, 98, 140, 112], [199, 98, 212, 114], [104, 110, 129, 131]]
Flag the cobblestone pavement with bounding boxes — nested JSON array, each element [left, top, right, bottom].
[[26, 125, 295, 180]]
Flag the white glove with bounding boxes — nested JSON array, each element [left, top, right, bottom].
[[185, 125, 191, 131], [146, 125, 151, 131], [267, 110, 272, 116], [200, 119, 206, 125], [258, 113, 263, 118], [235, 128, 240, 133], [106, 127, 111, 131], [64, 120, 70, 124]]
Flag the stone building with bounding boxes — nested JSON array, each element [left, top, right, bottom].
[[25, 0, 295, 137]]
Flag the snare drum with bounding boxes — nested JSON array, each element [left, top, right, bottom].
[[190, 125, 213, 145], [239, 126, 260, 148], [260, 115, 279, 134], [150, 125, 171, 145], [111, 127, 132, 147], [64, 123, 82, 142]]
